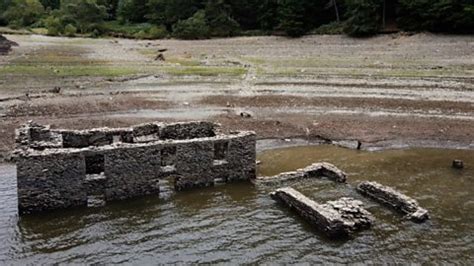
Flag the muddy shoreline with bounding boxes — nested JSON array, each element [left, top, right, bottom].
[[1, 33, 473, 160]]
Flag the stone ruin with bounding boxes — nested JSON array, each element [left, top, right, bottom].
[[13, 121, 256, 214], [357, 181, 429, 223], [254, 162, 347, 185], [271, 187, 374, 238], [0, 34, 18, 55], [13, 120, 430, 239], [264, 162, 430, 238]]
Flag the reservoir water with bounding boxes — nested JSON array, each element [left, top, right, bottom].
[[0, 145, 473, 263]]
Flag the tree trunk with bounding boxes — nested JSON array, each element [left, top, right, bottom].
[[334, 0, 340, 23]]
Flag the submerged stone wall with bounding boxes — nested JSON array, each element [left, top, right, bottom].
[[254, 162, 347, 185], [271, 187, 374, 238], [357, 181, 429, 223], [14, 121, 256, 214]]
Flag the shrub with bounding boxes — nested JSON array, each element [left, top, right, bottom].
[[147, 25, 168, 39], [3, 0, 45, 27], [172, 10, 210, 39], [64, 23, 77, 36], [44, 15, 63, 35], [312, 21, 344, 35]]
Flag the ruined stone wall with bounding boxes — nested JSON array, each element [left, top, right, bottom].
[[16, 121, 217, 150], [17, 152, 87, 213], [15, 122, 256, 214]]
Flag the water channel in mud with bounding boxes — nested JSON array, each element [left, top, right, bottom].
[[0, 145, 473, 263]]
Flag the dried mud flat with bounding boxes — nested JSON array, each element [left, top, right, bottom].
[[0, 33, 473, 159]]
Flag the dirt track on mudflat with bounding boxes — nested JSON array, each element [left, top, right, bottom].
[[0, 33, 473, 159]]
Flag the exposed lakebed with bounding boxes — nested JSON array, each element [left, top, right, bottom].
[[0, 145, 473, 263]]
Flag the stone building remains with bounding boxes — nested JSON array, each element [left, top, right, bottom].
[[14, 121, 256, 214]]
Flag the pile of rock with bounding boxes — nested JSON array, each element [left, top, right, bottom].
[[271, 187, 374, 238], [255, 162, 347, 184], [357, 181, 429, 223], [324, 197, 374, 232], [0, 34, 18, 55]]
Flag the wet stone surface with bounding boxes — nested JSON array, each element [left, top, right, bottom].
[[357, 181, 429, 223], [271, 187, 373, 238]]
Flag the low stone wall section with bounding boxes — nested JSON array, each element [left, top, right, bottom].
[[357, 181, 429, 223], [271, 187, 373, 238], [255, 162, 347, 185]]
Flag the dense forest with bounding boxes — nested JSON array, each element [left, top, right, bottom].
[[0, 0, 473, 38]]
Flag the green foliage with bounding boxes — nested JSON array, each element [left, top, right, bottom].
[[117, 0, 148, 23], [40, 0, 60, 9], [3, 0, 45, 27], [44, 14, 63, 35], [205, 0, 240, 37], [2, 0, 474, 39], [312, 21, 345, 35], [256, 0, 279, 31], [64, 23, 76, 36], [172, 10, 210, 39], [104, 21, 168, 38], [343, 0, 381, 36], [147, 0, 200, 30], [134, 25, 168, 39], [397, 0, 474, 33], [57, 0, 107, 34], [278, 0, 306, 37]]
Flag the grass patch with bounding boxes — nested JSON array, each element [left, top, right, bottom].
[[166, 58, 202, 66], [162, 66, 247, 76], [0, 65, 141, 77], [103, 21, 168, 39]]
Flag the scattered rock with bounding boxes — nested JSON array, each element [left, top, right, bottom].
[[155, 53, 165, 61], [240, 111, 253, 118], [157, 48, 168, 53], [357, 181, 429, 223], [50, 86, 61, 94], [452, 160, 464, 169], [332, 140, 362, 150], [0, 34, 18, 55]]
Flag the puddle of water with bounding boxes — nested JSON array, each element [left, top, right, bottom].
[[106, 108, 227, 120], [0, 146, 473, 263]]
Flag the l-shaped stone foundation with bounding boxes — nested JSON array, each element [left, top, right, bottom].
[[357, 181, 429, 223], [271, 187, 374, 238], [14, 121, 256, 214]]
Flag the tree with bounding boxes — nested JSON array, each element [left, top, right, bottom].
[[147, 0, 201, 31], [97, 0, 120, 19], [205, 0, 240, 37], [40, 0, 60, 10], [116, 0, 147, 23], [278, 0, 306, 37], [397, 0, 474, 33], [326, 0, 340, 22], [3, 0, 45, 26], [343, 0, 381, 36], [257, 0, 279, 31], [228, 0, 260, 30], [59, 0, 108, 33], [172, 10, 210, 39]]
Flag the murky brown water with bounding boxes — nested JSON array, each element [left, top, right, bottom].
[[1, 145, 473, 263]]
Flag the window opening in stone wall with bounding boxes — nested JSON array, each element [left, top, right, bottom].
[[161, 146, 177, 167], [214, 141, 229, 160], [85, 154, 105, 175]]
